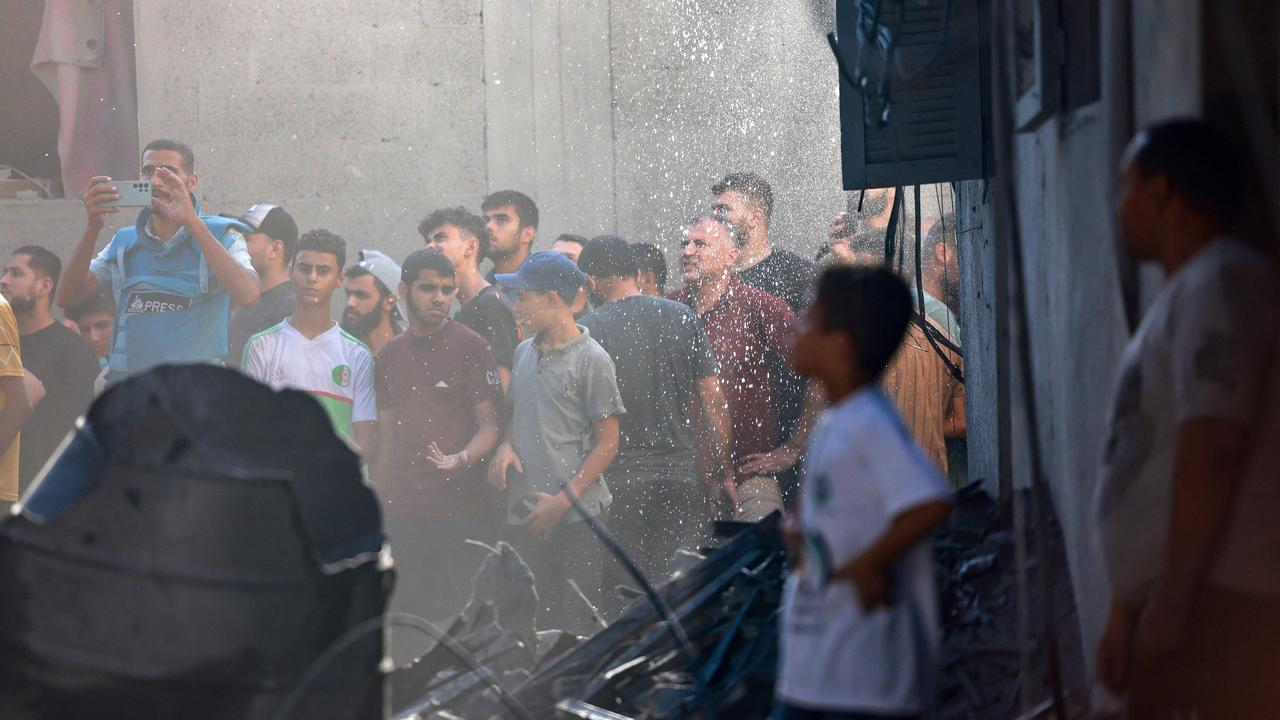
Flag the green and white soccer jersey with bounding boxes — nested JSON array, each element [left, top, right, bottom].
[[241, 319, 377, 438]]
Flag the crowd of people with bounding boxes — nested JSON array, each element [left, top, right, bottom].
[[0, 103, 1272, 720], [0, 136, 976, 716]]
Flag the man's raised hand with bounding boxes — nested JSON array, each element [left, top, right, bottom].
[[83, 177, 120, 231]]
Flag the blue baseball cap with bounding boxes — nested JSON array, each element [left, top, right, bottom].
[[494, 251, 587, 303]]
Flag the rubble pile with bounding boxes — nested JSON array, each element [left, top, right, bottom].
[[390, 484, 1086, 720], [933, 483, 1086, 719], [390, 514, 785, 720]]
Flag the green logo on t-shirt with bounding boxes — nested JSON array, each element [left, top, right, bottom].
[[332, 364, 351, 387]]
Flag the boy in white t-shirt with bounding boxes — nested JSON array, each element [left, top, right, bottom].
[[242, 229, 377, 457], [776, 265, 953, 720]]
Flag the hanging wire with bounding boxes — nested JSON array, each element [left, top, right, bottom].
[[558, 480, 717, 720], [884, 186, 902, 268], [558, 481, 699, 666], [913, 185, 965, 383]]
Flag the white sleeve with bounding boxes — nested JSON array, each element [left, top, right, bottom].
[[864, 403, 951, 518], [88, 241, 115, 291], [242, 336, 270, 385], [1171, 256, 1277, 425], [223, 229, 258, 274], [351, 349, 378, 424]]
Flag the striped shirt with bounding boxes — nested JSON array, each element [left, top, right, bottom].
[[242, 318, 376, 438]]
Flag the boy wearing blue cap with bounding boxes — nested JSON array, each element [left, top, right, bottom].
[[488, 252, 626, 634]]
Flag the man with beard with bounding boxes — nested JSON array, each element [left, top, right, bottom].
[[226, 204, 299, 367], [822, 212, 965, 477], [421, 207, 520, 391], [373, 249, 502, 635], [712, 173, 816, 506], [577, 235, 734, 610], [482, 190, 539, 303], [670, 214, 823, 521], [711, 172, 815, 315], [0, 246, 98, 490], [921, 215, 962, 338], [243, 230, 376, 457], [342, 249, 405, 358], [57, 139, 260, 380]]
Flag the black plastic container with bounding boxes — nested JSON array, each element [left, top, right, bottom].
[[0, 365, 388, 720]]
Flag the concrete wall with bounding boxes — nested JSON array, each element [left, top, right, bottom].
[[957, 0, 1203, 707], [132, 0, 488, 266], [609, 0, 847, 261], [2, 0, 848, 278]]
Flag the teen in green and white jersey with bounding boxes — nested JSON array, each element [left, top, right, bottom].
[[241, 230, 377, 456]]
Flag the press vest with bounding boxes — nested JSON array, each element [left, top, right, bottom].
[[106, 207, 249, 376]]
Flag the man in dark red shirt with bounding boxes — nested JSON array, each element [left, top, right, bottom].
[[373, 249, 503, 636], [670, 213, 823, 521]]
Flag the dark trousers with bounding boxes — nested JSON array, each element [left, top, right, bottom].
[[771, 702, 920, 720], [603, 475, 706, 616], [507, 519, 604, 636], [1129, 585, 1280, 719]]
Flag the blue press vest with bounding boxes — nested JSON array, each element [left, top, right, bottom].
[[107, 207, 250, 376]]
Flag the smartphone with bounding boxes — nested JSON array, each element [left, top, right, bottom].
[[102, 180, 153, 207]]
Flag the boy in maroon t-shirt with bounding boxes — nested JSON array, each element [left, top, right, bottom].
[[373, 250, 502, 633]]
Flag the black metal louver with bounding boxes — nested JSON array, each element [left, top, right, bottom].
[[837, 0, 987, 190]]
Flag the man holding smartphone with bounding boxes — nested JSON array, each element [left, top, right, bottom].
[[56, 139, 261, 381]]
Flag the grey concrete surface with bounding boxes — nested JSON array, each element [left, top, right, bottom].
[[5, 0, 850, 279]]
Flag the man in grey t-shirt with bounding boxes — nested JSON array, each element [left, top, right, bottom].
[[1094, 120, 1280, 718], [489, 252, 625, 634], [226, 203, 298, 367], [579, 236, 735, 612]]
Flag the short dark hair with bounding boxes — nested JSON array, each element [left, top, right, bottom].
[[401, 249, 455, 285], [555, 233, 589, 249], [1131, 118, 1241, 226], [13, 245, 61, 299], [577, 235, 637, 278], [481, 190, 539, 229], [632, 242, 668, 293], [712, 172, 774, 221], [296, 229, 347, 269], [924, 214, 955, 259], [687, 212, 744, 247], [66, 289, 116, 321], [142, 138, 196, 173], [813, 265, 912, 382], [418, 207, 491, 262], [345, 265, 390, 297]]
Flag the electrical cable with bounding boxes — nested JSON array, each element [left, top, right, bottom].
[[558, 481, 699, 666], [557, 480, 716, 719], [271, 613, 536, 720], [883, 186, 902, 268], [913, 185, 965, 383]]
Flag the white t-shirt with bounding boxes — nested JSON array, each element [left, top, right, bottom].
[[1095, 238, 1280, 602], [777, 388, 951, 714], [241, 318, 377, 439]]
